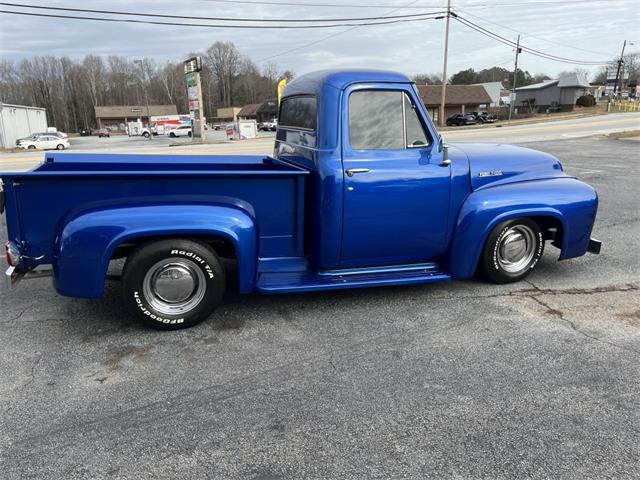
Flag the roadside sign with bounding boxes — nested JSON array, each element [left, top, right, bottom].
[[183, 56, 202, 74], [184, 57, 205, 142]]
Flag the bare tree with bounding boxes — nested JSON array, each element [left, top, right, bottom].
[[205, 41, 242, 107], [0, 41, 301, 132]]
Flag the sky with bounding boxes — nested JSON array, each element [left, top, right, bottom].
[[0, 0, 637, 80]]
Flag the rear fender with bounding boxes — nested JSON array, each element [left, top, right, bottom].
[[54, 204, 257, 298], [448, 178, 597, 279]]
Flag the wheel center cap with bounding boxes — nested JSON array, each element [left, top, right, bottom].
[[501, 232, 527, 263], [153, 264, 196, 303]]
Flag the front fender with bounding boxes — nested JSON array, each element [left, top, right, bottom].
[[54, 204, 257, 298], [448, 177, 598, 279]]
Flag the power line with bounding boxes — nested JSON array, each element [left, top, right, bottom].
[[198, 0, 448, 8], [462, 0, 624, 5], [454, 15, 610, 65], [196, 0, 627, 8], [0, 8, 446, 29], [255, 0, 427, 63], [458, 9, 615, 57], [0, 2, 444, 23]]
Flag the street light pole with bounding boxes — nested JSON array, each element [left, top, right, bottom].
[[438, 0, 451, 128]]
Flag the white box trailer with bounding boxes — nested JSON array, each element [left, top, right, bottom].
[[151, 115, 191, 135], [0, 103, 48, 148], [226, 120, 258, 140]]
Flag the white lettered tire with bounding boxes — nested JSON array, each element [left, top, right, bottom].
[[122, 239, 225, 330], [481, 218, 544, 284]]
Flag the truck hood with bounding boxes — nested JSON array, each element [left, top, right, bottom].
[[450, 142, 566, 191]]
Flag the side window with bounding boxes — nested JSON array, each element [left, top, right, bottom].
[[279, 96, 317, 130], [349, 91, 403, 150], [404, 94, 429, 147]]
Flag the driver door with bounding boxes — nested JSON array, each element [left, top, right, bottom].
[[340, 86, 452, 267]]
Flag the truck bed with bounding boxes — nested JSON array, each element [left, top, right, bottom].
[[1, 153, 308, 264]]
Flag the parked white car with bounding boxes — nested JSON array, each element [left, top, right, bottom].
[[168, 125, 192, 138], [17, 134, 70, 150]]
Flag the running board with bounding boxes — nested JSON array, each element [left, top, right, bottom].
[[317, 262, 441, 277], [256, 266, 451, 294]]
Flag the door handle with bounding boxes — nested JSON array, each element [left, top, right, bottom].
[[345, 168, 371, 177]]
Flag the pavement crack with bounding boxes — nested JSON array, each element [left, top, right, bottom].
[[329, 357, 341, 377], [26, 353, 43, 386], [4, 308, 28, 323], [514, 283, 639, 297], [528, 295, 640, 356]]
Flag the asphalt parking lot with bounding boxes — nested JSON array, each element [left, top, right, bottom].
[[67, 129, 275, 151], [0, 136, 638, 479]]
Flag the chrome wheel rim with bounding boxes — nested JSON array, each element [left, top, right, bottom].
[[142, 258, 206, 315], [497, 225, 536, 273]]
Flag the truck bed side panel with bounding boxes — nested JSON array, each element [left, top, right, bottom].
[[11, 175, 304, 263]]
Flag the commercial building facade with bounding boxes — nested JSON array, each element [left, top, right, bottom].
[[514, 74, 591, 112], [95, 105, 178, 132], [237, 100, 278, 124], [211, 107, 242, 124], [416, 85, 493, 123], [0, 103, 48, 148]]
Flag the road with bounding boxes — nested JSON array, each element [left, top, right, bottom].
[[0, 136, 638, 479], [1, 112, 639, 172]]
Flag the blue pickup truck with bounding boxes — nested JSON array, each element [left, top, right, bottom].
[[1, 70, 600, 329]]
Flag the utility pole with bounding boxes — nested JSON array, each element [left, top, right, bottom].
[[438, 0, 452, 128], [508, 34, 521, 122], [613, 40, 627, 95]]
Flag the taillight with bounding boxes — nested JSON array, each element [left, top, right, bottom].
[[5, 241, 21, 266]]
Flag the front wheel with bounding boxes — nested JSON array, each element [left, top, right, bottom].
[[122, 239, 226, 329], [56, 144, 65, 150], [143, 132, 150, 138], [481, 218, 544, 284]]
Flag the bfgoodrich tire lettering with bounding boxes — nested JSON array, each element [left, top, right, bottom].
[[481, 218, 544, 284], [122, 239, 225, 330]]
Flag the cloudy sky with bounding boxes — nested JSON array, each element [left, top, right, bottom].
[[0, 0, 637, 79]]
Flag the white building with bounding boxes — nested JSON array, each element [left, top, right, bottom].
[[0, 103, 48, 148], [475, 81, 506, 107]]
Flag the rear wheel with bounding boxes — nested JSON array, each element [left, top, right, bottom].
[[27, 145, 36, 150], [481, 218, 544, 284], [143, 132, 150, 138], [122, 239, 225, 330]]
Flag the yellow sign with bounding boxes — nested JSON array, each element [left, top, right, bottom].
[[277, 79, 287, 105]]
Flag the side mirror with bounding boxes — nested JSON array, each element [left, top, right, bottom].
[[441, 140, 451, 167]]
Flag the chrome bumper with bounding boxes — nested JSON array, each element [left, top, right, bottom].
[[5, 266, 19, 289], [587, 238, 602, 254], [5, 266, 53, 289]]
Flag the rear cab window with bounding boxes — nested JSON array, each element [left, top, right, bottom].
[[279, 96, 317, 130], [278, 95, 318, 148]]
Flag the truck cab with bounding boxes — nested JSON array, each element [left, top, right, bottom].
[[275, 70, 452, 270], [1, 69, 600, 330]]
